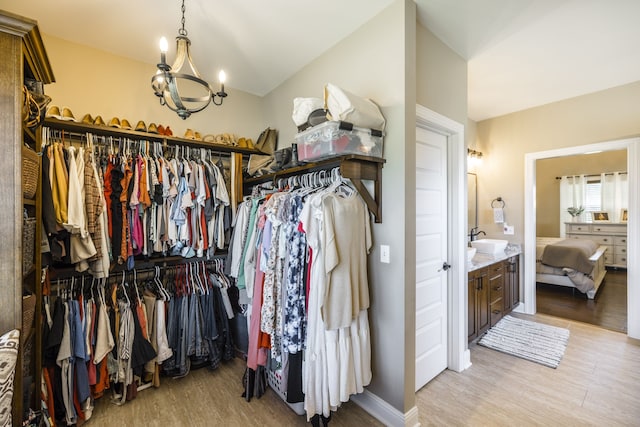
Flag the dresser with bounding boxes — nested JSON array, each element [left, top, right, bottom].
[[565, 222, 627, 268]]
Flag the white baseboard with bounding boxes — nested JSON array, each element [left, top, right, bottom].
[[351, 390, 421, 426]]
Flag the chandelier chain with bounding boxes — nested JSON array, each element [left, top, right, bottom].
[[179, 0, 187, 36]]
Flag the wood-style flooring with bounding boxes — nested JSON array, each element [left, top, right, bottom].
[[536, 268, 627, 333], [87, 313, 639, 426], [417, 313, 640, 426], [89, 356, 382, 427]]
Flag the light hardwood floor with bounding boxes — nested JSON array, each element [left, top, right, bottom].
[[416, 313, 640, 426], [88, 313, 640, 426], [89, 356, 382, 427]]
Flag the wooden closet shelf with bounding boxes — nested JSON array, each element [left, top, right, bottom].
[[43, 118, 262, 156], [244, 154, 385, 223]]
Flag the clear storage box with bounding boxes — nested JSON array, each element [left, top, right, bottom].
[[295, 121, 383, 162]]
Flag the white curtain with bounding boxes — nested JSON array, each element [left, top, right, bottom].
[[559, 175, 586, 237], [601, 172, 628, 222]]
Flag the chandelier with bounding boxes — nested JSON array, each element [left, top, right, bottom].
[[151, 0, 227, 120]]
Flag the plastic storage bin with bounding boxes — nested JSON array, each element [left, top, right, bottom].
[[295, 121, 383, 162]]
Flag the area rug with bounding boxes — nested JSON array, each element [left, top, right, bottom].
[[478, 315, 570, 368]]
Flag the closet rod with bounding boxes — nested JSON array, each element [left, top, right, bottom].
[[555, 171, 627, 180], [48, 258, 224, 287], [48, 253, 227, 281]]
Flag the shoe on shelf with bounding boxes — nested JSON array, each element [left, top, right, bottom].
[[148, 123, 159, 134], [61, 107, 77, 122], [121, 119, 132, 130], [194, 132, 202, 141], [135, 120, 147, 132], [81, 113, 94, 125], [164, 126, 173, 136], [46, 105, 62, 119], [184, 128, 195, 140], [93, 115, 106, 126], [108, 117, 121, 128], [158, 124, 166, 135]]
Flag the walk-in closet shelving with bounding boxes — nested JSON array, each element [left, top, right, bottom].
[[243, 154, 385, 222]]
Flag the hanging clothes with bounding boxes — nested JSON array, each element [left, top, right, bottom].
[[234, 170, 373, 420]]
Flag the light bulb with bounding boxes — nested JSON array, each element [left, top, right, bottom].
[[218, 70, 226, 84], [159, 37, 169, 53]]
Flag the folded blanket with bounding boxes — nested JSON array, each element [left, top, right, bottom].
[[541, 238, 598, 275]]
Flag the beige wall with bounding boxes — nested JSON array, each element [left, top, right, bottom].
[[475, 81, 640, 244], [42, 35, 266, 141], [536, 150, 627, 236], [416, 24, 468, 126]]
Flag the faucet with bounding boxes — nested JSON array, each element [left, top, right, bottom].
[[469, 227, 486, 242]]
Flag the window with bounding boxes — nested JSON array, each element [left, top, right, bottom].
[[584, 179, 601, 212]]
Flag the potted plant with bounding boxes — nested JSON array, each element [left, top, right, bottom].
[[567, 206, 585, 222]]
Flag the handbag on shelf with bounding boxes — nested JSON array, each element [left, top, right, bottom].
[[22, 84, 52, 130], [255, 127, 278, 155]]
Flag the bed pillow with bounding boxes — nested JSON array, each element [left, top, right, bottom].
[[0, 329, 20, 427]]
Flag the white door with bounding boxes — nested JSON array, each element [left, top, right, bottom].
[[415, 126, 448, 391]]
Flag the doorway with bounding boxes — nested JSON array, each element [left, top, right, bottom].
[[523, 137, 640, 339], [534, 151, 628, 333]]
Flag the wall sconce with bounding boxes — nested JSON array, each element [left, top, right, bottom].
[[468, 148, 483, 167]]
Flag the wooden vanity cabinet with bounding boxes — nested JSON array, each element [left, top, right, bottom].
[[468, 254, 520, 342], [468, 267, 490, 341]]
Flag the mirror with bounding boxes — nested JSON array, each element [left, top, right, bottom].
[[468, 173, 477, 231]]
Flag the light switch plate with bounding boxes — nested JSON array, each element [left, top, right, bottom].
[[503, 224, 515, 235], [380, 245, 390, 263]]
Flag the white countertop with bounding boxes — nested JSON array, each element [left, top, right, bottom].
[[468, 244, 522, 272]]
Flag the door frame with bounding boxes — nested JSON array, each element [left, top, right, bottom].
[[416, 104, 469, 373], [523, 137, 640, 339]]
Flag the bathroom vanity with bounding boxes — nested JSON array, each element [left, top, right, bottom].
[[467, 246, 521, 342]]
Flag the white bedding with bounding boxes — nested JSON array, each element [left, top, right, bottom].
[[536, 237, 601, 295]]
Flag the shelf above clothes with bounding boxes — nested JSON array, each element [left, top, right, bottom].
[[244, 154, 385, 223], [43, 118, 262, 156]]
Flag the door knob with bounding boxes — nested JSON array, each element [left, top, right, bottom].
[[439, 262, 451, 272]]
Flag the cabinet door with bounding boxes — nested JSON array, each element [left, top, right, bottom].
[[477, 270, 490, 336], [468, 272, 478, 341], [504, 255, 519, 313]]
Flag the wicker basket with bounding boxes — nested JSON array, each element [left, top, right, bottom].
[[22, 216, 36, 274], [22, 145, 39, 200]]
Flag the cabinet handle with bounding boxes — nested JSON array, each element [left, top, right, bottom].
[[493, 286, 502, 291], [596, 228, 601, 231], [603, 238, 608, 242], [621, 249, 626, 253], [492, 310, 501, 315]]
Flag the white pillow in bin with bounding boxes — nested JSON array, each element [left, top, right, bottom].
[[0, 329, 19, 427], [324, 83, 386, 131]]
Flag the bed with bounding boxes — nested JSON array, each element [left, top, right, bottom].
[[536, 237, 607, 299]]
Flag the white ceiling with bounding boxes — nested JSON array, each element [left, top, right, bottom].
[[3, 0, 640, 122]]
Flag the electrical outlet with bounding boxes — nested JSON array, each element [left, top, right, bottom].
[[380, 245, 390, 263], [503, 224, 515, 235]]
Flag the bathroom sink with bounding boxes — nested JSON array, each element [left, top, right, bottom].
[[467, 247, 477, 262], [470, 239, 508, 254]]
